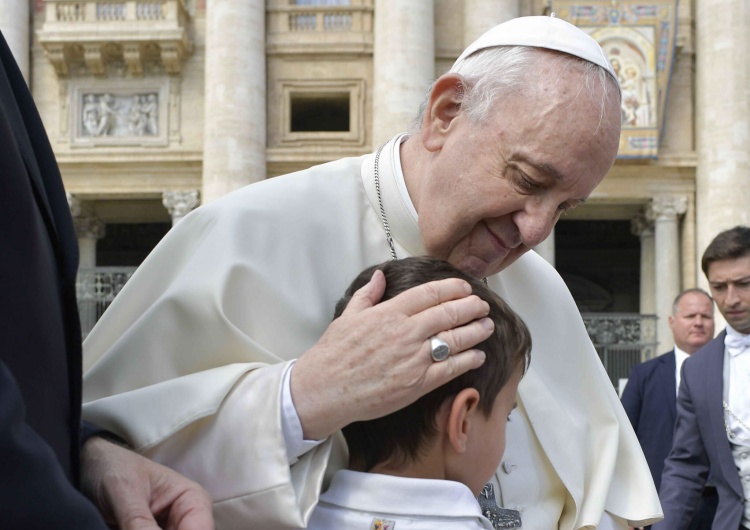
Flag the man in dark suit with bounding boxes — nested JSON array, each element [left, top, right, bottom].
[[0, 30, 213, 528], [654, 226, 750, 530], [622, 288, 716, 528]]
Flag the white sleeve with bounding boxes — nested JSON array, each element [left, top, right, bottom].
[[281, 360, 325, 463]]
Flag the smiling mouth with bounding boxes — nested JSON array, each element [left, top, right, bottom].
[[484, 223, 513, 256]]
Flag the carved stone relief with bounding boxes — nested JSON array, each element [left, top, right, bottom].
[[69, 80, 170, 147], [80, 92, 159, 137]]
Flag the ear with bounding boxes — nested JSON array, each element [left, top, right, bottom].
[[421, 73, 468, 153], [446, 388, 481, 454]]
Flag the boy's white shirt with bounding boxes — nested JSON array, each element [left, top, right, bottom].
[[307, 470, 494, 530]]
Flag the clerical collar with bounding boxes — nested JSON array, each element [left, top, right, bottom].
[[391, 133, 419, 222], [674, 346, 690, 397]]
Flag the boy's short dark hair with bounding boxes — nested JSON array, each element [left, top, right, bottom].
[[334, 257, 531, 472], [701, 226, 750, 275]]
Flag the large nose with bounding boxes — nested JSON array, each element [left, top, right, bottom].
[[513, 203, 557, 248], [726, 285, 741, 306]]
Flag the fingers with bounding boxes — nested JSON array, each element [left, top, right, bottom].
[[431, 316, 495, 359], [155, 483, 214, 530], [341, 269, 386, 314], [81, 438, 214, 530], [412, 291, 491, 343], [389, 277, 474, 315], [424, 348, 487, 391]]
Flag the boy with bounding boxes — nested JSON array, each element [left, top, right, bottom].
[[307, 257, 531, 529]]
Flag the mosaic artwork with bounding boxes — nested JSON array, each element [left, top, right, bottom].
[[551, 0, 678, 158]]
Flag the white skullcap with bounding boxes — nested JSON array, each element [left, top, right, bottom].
[[453, 15, 615, 78]]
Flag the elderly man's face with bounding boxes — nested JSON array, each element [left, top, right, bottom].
[[415, 57, 620, 279]]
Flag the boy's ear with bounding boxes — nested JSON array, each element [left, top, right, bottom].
[[446, 388, 481, 454], [421, 73, 467, 152]]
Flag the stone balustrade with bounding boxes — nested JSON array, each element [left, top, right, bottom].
[[38, 0, 192, 77], [266, 0, 374, 54]]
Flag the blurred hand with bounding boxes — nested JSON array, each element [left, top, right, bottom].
[[81, 437, 214, 530], [292, 269, 493, 440]]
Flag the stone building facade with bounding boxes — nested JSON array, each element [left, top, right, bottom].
[[2, 0, 748, 371]]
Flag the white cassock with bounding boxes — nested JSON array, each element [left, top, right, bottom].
[[82, 135, 662, 529], [307, 470, 494, 529]]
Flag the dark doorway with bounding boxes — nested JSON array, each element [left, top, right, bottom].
[[96, 222, 171, 266], [555, 220, 641, 313]]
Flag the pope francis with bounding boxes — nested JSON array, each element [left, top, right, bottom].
[[82, 16, 662, 530]]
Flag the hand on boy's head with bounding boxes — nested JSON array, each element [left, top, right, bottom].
[[291, 270, 493, 440]]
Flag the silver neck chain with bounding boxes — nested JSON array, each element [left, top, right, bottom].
[[723, 400, 750, 444], [373, 142, 398, 260]]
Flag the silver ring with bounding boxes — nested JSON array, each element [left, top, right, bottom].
[[429, 336, 451, 362]]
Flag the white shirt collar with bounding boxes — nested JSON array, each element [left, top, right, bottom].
[[319, 469, 488, 521], [674, 346, 690, 396], [725, 324, 750, 357]]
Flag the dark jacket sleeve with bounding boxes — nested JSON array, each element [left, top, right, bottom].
[[0, 362, 108, 529], [652, 366, 709, 530], [620, 364, 644, 432]]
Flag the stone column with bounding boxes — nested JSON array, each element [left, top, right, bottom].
[[648, 196, 687, 353], [67, 193, 105, 268], [0, 0, 29, 82], [202, 1, 265, 203], [631, 213, 655, 315], [163, 190, 200, 226], [74, 217, 106, 268], [534, 228, 555, 267], [695, 0, 750, 262], [463, 0, 519, 46], [372, 0, 434, 146]]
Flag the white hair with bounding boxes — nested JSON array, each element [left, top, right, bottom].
[[410, 46, 621, 134]]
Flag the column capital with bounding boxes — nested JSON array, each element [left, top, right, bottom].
[[66, 192, 81, 217], [74, 216, 106, 240], [631, 213, 654, 238], [647, 195, 688, 222], [162, 190, 200, 221]]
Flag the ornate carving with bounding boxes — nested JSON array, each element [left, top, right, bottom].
[[82, 93, 117, 136], [66, 193, 81, 217], [45, 44, 70, 77], [80, 92, 159, 138], [127, 94, 159, 136], [123, 44, 144, 76], [38, 0, 193, 79], [160, 43, 182, 75], [162, 190, 200, 221], [583, 314, 657, 345], [647, 195, 688, 222], [73, 216, 106, 239], [83, 44, 106, 76], [630, 213, 654, 238]]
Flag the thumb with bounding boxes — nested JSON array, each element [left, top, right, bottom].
[[112, 500, 160, 530], [342, 269, 386, 314]]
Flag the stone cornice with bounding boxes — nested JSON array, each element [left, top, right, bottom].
[[37, 0, 193, 78]]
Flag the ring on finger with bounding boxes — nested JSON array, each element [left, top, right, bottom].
[[429, 336, 451, 362]]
